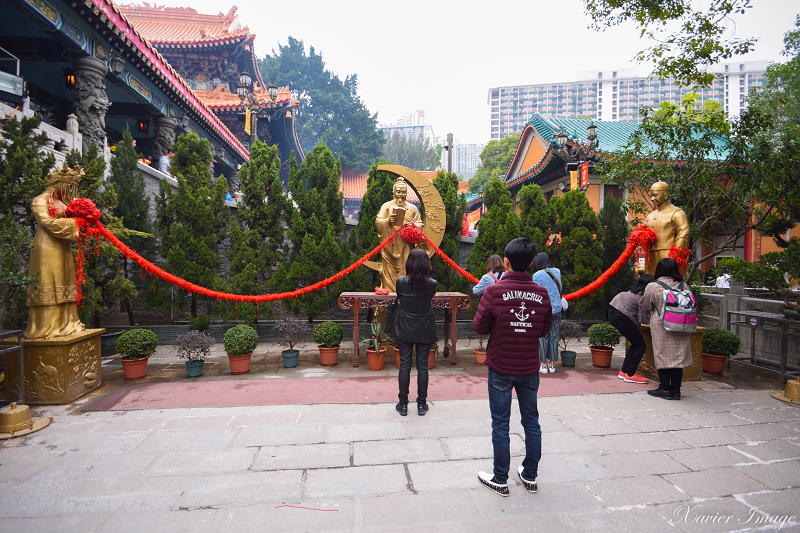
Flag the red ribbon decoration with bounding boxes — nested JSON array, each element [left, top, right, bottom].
[[400, 224, 424, 244], [669, 244, 691, 274], [66, 198, 102, 222]]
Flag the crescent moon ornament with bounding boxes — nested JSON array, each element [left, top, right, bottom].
[[363, 165, 447, 273]]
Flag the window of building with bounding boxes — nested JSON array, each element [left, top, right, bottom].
[[604, 184, 622, 201]]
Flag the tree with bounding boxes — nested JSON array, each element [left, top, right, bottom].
[[155, 134, 230, 317], [468, 133, 521, 193], [430, 170, 469, 292], [517, 184, 555, 250], [584, 0, 756, 87], [382, 132, 440, 171], [467, 177, 520, 279], [259, 37, 385, 171], [550, 190, 604, 316], [109, 126, 153, 324], [598, 93, 796, 283], [598, 197, 635, 316]]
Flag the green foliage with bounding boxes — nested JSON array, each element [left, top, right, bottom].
[[550, 190, 604, 315], [382, 132, 440, 171], [358, 321, 392, 353], [599, 197, 636, 314], [719, 241, 800, 301], [431, 170, 469, 292], [587, 323, 621, 348], [313, 320, 343, 347], [156, 134, 229, 317], [0, 217, 36, 329], [275, 317, 309, 352], [0, 115, 53, 231], [702, 327, 741, 356], [518, 184, 555, 250], [117, 329, 159, 359], [175, 330, 215, 361], [259, 37, 384, 171], [467, 177, 520, 279], [223, 324, 258, 355], [584, 0, 756, 88], [558, 320, 584, 352], [189, 313, 211, 331], [469, 133, 520, 193]]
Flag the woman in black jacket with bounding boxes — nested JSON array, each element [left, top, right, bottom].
[[394, 249, 438, 416]]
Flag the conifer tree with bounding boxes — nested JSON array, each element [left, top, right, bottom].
[[466, 177, 520, 279], [518, 184, 556, 250], [431, 170, 469, 292], [156, 134, 229, 317], [599, 197, 635, 316], [550, 190, 604, 316]]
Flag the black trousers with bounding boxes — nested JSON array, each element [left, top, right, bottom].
[[657, 368, 683, 391], [397, 340, 431, 405], [609, 307, 646, 377]]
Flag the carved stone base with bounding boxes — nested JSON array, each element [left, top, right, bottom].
[[4, 329, 104, 405], [634, 326, 704, 382]]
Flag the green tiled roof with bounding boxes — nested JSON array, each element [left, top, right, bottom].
[[527, 113, 640, 153]]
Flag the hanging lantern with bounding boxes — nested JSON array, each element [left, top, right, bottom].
[[137, 119, 149, 135], [63, 68, 76, 89], [268, 83, 278, 101]]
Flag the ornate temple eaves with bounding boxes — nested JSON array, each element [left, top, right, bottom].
[[116, 4, 252, 46]]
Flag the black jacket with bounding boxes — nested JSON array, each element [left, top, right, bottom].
[[394, 276, 437, 344]]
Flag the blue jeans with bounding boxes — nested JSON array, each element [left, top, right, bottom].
[[488, 368, 541, 484], [397, 340, 431, 404]]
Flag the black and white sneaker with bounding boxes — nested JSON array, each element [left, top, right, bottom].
[[517, 466, 538, 493], [478, 471, 509, 497]]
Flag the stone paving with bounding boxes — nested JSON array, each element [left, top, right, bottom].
[[1, 340, 799, 532]]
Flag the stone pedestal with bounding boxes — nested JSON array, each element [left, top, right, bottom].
[[4, 329, 104, 405], [634, 325, 705, 382]]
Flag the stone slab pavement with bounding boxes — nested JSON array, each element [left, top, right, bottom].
[[2, 372, 800, 531]]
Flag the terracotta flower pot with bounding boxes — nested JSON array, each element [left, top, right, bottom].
[[121, 357, 148, 381], [367, 347, 386, 371], [701, 352, 728, 375], [428, 348, 436, 369], [474, 348, 487, 365], [319, 346, 339, 366], [590, 347, 613, 368], [228, 352, 252, 375]]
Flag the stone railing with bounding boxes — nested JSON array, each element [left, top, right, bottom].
[[1, 101, 84, 168]]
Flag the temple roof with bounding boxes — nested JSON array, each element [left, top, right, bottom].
[[339, 170, 467, 202], [116, 5, 252, 47]]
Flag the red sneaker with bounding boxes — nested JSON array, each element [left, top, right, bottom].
[[617, 371, 625, 380], [623, 373, 649, 384]]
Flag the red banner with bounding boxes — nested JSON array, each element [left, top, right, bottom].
[[580, 162, 589, 188]]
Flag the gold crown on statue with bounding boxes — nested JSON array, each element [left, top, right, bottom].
[[47, 166, 83, 185]]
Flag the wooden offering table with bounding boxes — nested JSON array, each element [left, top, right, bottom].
[[337, 292, 472, 366]]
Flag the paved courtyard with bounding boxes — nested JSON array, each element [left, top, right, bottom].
[[1, 341, 799, 532]]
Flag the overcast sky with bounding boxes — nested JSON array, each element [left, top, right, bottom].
[[156, 0, 798, 145]]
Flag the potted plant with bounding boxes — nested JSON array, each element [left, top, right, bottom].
[[175, 330, 214, 377], [587, 323, 621, 369], [558, 320, 584, 367], [223, 324, 258, 374], [276, 317, 309, 368], [359, 321, 392, 371], [116, 328, 158, 380], [313, 321, 343, 366], [394, 342, 438, 370], [473, 332, 488, 365], [701, 327, 741, 374]]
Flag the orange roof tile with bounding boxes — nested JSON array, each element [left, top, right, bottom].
[[339, 170, 446, 202], [116, 5, 252, 46], [195, 83, 297, 110]]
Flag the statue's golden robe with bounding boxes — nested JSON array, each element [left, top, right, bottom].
[[375, 200, 425, 291], [23, 188, 85, 339]]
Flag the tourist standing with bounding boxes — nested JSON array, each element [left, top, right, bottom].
[[639, 258, 693, 400], [394, 249, 438, 416], [609, 274, 654, 384], [473, 238, 552, 496], [531, 253, 563, 373], [473, 254, 505, 297]]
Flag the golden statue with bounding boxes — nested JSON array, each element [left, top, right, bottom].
[[23, 166, 86, 340], [374, 178, 429, 291], [643, 181, 690, 275]]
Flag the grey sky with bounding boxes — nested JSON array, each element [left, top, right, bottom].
[[156, 0, 798, 145]]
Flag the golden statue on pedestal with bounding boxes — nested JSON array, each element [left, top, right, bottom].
[[24, 166, 85, 340], [643, 181, 690, 276]]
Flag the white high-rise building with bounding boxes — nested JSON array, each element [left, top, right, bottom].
[[441, 142, 485, 176], [379, 110, 436, 146], [487, 61, 769, 141]]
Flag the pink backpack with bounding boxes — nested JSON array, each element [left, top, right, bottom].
[[655, 280, 697, 333]]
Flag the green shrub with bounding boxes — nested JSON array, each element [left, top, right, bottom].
[[117, 329, 159, 360], [175, 330, 215, 361], [559, 320, 584, 352], [223, 324, 258, 356], [313, 321, 343, 348], [587, 323, 621, 349], [702, 327, 741, 356], [189, 313, 211, 331]]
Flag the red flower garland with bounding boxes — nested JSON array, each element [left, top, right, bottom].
[[669, 244, 691, 274], [401, 224, 424, 244], [66, 198, 102, 222]]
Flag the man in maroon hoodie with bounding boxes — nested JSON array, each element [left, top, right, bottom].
[[473, 237, 552, 496]]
